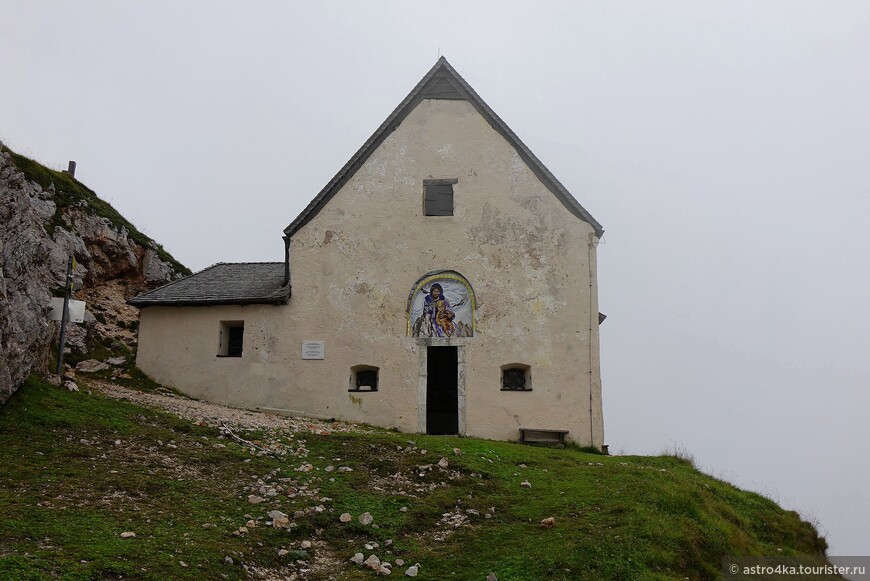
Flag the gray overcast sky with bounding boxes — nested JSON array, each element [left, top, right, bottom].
[[2, 1, 868, 556]]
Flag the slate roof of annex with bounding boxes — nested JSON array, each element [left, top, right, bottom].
[[129, 262, 290, 307]]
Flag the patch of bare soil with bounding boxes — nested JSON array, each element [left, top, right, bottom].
[[90, 380, 364, 436]]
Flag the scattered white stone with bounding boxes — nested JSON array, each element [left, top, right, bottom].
[[405, 564, 419, 577], [224, 556, 233, 564], [119, 531, 136, 539], [107, 356, 127, 366], [486, 573, 498, 581], [325, 466, 335, 472], [350, 553, 365, 565], [385, 539, 393, 546], [359, 512, 373, 525], [179, 561, 188, 568], [268, 510, 289, 528], [363, 554, 381, 570], [437, 458, 449, 469], [301, 540, 312, 549], [379, 564, 392, 575], [76, 359, 109, 373], [365, 543, 374, 550], [395, 558, 405, 566], [278, 549, 289, 557], [453, 448, 462, 456], [248, 494, 265, 504], [540, 516, 556, 529], [340, 513, 353, 523], [520, 480, 532, 488], [65, 381, 79, 392], [245, 519, 256, 528], [294, 510, 305, 519], [399, 506, 408, 513]]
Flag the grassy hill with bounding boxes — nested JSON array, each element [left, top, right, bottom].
[[0, 376, 831, 580]]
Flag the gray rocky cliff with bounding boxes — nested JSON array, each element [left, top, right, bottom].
[[0, 146, 188, 403]]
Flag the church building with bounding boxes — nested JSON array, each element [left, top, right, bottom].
[[131, 58, 606, 447]]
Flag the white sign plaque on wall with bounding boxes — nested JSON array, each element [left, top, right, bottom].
[[301, 341, 325, 360], [48, 298, 86, 323]]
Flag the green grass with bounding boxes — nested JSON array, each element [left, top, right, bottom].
[[0, 377, 832, 580], [0, 144, 190, 276]]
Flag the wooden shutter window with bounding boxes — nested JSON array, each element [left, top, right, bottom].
[[424, 179, 457, 216]]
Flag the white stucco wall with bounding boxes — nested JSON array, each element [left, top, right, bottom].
[[136, 98, 604, 446]]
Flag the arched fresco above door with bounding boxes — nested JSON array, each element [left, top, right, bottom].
[[407, 270, 476, 338]]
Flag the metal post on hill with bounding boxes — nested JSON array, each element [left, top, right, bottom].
[[55, 255, 76, 376]]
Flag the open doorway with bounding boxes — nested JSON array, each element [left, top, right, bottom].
[[426, 346, 458, 435]]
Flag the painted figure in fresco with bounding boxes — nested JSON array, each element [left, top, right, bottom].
[[423, 283, 456, 337]]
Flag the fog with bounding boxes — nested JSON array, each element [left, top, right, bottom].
[[2, 1, 868, 555]]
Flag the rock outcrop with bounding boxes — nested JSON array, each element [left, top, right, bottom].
[[0, 144, 188, 403]]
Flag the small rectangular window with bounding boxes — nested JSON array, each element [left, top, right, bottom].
[[218, 321, 244, 357], [424, 179, 457, 216]]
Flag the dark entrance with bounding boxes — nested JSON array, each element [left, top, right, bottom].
[[426, 346, 458, 435]]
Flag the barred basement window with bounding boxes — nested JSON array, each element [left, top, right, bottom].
[[501, 364, 531, 391], [349, 365, 379, 392], [424, 179, 457, 216], [218, 321, 244, 357]]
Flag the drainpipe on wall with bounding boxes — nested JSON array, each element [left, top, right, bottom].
[[282, 235, 290, 287]]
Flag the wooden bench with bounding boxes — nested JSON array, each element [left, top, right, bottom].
[[519, 428, 569, 445]]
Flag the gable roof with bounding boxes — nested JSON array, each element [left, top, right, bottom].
[[128, 262, 290, 307], [283, 57, 604, 238]]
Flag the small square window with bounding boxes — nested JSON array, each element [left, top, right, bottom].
[[350, 365, 379, 392], [501, 364, 531, 391], [218, 321, 244, 357], [357, 370, 378, 390], [424, 179, 457, 216]]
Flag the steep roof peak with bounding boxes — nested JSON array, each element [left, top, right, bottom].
[[283, 59, 603, 238]]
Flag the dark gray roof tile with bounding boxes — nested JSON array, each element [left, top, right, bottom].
[[129, 262, 290, 307]]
